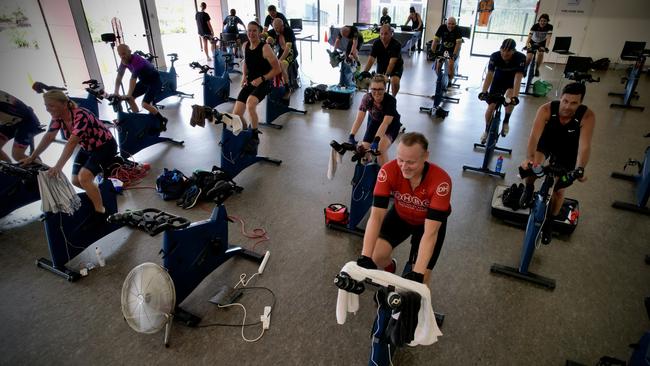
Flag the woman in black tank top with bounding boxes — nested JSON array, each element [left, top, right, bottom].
[[231, 21, 281, 131]]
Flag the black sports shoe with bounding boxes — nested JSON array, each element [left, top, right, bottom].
[[181, 185, 202, 209], [534, 68, 540, 77], [81, 210, 109, 232]]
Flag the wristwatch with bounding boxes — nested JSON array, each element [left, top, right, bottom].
[[260, 75, 266, 82]]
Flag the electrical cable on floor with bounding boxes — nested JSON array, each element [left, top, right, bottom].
[[216, 302, 265, 342], [228, 214, 270, 253], [197, 287, 276, 328]]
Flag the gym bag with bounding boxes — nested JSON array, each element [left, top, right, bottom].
[[323, 85, 355, 110], [533, 80, 553, 97], [156, 168, 189, 201], [324, 203, 349, 225]]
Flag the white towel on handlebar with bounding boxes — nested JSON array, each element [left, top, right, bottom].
[[37, 170, 81, 215], [327, 147, 343, 180], [336, 261, 442, 346]]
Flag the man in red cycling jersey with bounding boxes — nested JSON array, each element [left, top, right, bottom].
[[356, 132, 452, 284]]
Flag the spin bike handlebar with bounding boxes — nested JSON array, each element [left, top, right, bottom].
[[330, 140, 381, 162], [134, 50, 157, 62], [32, 81, 66, 94], [519, 163, 584, 189], [523, 44, 548, 53], [478, 92, 519, 106], [1, 161, 48, 179], [334, 272, 403, 309], [189, 61, 213, 74], [82, 79, 105, 100]]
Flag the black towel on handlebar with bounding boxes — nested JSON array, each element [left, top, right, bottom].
[[384, 290, 422, 347]]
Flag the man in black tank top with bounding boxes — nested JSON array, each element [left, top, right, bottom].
[[232, 21, 281, 141], [520, 82, 596, 244]]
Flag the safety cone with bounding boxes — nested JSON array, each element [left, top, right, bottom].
[[324, 31, 328, 43]]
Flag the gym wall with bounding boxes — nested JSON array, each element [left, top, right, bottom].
[[540, 0, 650, 63]]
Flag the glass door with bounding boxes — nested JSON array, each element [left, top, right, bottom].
[[81, 0, 150, 89], [260, 0, 319, 40]]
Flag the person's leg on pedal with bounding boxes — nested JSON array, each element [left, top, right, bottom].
[[448, 58, 456, 86], [501, 88, 515, 137], [542, 187, 565, 244], [535, 50, 544, 76], [141, 77, 168, 131], [482, 102, 496, 144], [390, 76, 400, 97]]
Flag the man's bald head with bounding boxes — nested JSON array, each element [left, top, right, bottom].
[[272, 18, 284, 33], [117, 44, 132, 64], [379, 24, 393, 44]]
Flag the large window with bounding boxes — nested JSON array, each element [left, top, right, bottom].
[[471, 0, 537, 56], [357, 0, 427, 28], [0, 0, 64, 111]]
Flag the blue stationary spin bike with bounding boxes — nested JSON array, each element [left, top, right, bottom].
[[335, 266, 444, 366], [107, 95, 184, 158], [190, 56, 234, 109], [419, 51, 458, 118], [133, 51, 194, 108], [326, 141, 381, 237], [462, 94, 514, 178], [490, 163, 583, 289]]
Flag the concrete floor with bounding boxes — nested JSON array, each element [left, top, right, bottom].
[[1, 45, 649, 365]]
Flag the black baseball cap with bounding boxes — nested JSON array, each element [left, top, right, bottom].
[[501, 38, 516, 50]]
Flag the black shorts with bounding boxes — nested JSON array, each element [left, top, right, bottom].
[[378, 206, 447, 270], [0, 112, 41, 147], [236, 81, 271, 103], [362, 118, 402, 143], [133, 73, 162, 104], [379, 62, 404, 78], [537, 135, 578, 171], [489, 76, 514, 96], [72, 138, 117, 176]]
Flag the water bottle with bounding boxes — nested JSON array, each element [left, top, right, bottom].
[[495, 155, 504, 173], [532, 164, 544, 177], [95, 247, 105, 267]]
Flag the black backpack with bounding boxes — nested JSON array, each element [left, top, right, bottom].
[[304, 87, 316, 104], [156, 169, 189, 201]]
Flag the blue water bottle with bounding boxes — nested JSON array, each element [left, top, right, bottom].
[[495, 155, 504, 173]]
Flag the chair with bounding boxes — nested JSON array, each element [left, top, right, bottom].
[[289, 18, 303, 33], [620, 41, 647, 61], [563, 56, 593, 78]]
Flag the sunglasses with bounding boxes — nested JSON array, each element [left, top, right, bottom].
[[370, 88, 385, 92]]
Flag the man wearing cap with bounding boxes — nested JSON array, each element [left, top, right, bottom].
[[478, 38, 525, 144]]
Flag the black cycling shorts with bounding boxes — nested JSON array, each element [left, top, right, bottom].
[[236, 81, 271, 103], [378, 206, 447, 270], [362, 117, 401, 144], [133, 73, 162, 104], [72, 138, 117, 176], [537, 134, 578, 172]]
